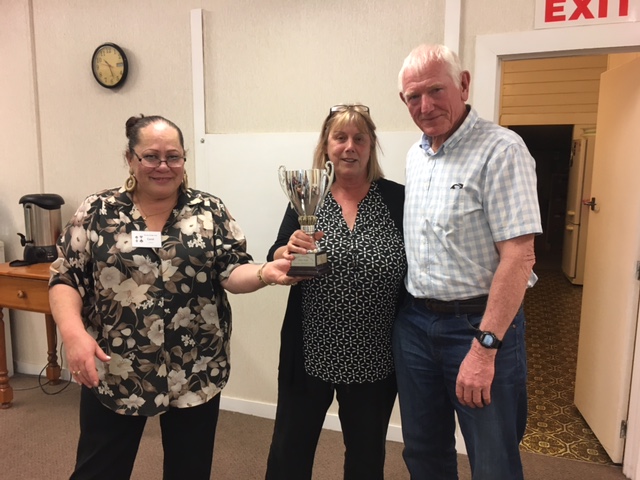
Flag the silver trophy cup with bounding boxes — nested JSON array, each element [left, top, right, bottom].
[[278, 161, 335, 276]]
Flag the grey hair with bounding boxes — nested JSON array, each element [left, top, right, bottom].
[[397, 44, 464, 93]]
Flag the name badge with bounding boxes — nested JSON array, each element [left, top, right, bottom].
[[132, 231, 162, 248]]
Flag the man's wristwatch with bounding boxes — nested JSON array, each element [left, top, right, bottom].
[[475, 330, 503, 349]]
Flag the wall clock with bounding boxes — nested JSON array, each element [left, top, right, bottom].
[[91, 43, 129, 89]]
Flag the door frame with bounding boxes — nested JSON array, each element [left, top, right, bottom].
[[472, 21, 640, 474], [473, 22, 640, 122]]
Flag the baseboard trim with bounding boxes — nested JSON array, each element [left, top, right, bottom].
[[220, 394, 404, 443], [15, 361, 73, 381], [219, 395, 466, 454]]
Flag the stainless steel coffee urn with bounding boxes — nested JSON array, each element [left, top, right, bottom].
[[16, 193, 65, 265]]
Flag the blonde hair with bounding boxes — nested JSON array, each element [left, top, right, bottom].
[[312, 105, 384, 183]]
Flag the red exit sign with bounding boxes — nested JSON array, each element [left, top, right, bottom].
[[535, 0, 638, 28]]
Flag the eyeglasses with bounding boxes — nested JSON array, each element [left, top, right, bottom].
[[132, 151, 186, 168], [329, 104, 370, 116]]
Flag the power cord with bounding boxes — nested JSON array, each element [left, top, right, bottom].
[[12, 365, 74, 394], [37, 361, 74, 395], [40, 338, 75, 395], [12, 337, 76, 394]]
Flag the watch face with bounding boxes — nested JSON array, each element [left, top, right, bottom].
[[92, 43, 128, 88], [477, 331, 502, 349], [481, 334, 495, 347]]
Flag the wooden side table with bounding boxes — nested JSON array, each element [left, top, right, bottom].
[[0, 262, 61, 408]]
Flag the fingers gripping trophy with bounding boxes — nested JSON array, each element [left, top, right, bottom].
[[278, 161, 334, 276]]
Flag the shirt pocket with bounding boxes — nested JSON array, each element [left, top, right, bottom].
[[429, 185, 470, 236]]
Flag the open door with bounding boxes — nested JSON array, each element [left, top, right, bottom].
[[574, 58, 640, 463]]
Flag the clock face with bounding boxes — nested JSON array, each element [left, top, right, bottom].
[[91, 43, 128, 88]]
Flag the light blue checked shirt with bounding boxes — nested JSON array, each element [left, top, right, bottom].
[[404, 107, 542, 301]]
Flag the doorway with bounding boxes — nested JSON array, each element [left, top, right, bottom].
[[509, 125, 613, 464], [510, 125, 573, 268]]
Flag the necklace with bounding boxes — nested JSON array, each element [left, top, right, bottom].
[[135, 201, 175, 221], [133, 192, 178, 221]]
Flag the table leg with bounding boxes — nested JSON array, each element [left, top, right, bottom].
[[0, 308, 13, 408], [44, 314, 61, 384]]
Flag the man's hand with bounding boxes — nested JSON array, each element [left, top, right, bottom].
[[455, 344, 497, 408]]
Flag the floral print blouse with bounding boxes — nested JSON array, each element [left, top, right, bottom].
[[49, 186, 253, 416]]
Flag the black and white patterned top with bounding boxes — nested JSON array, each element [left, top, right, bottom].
[[299, 182, 407, 383]]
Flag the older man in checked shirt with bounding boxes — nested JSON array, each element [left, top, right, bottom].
[[393, 44, 542, 480]]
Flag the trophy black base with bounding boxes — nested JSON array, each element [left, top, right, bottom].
[[287, 251, 330, 277]]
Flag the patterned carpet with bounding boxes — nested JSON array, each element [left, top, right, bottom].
[[521, 267, 614, 464]]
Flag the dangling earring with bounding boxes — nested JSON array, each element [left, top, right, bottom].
[[181, 172, 189, 192], [125, 169, 137, 192]]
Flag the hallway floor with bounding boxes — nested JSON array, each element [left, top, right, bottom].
[[521, 266, 614, 464]]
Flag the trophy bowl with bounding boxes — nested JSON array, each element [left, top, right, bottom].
[[278, 161, 334, 277]]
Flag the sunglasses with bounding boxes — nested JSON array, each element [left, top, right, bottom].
[[329, 104, 370, 116]]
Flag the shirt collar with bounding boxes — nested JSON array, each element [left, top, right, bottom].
[[420, 105, 477, 155]]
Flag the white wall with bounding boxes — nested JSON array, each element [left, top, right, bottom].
[[202, 0, 445, 133]]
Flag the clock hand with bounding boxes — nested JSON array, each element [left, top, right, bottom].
[[102, 62, 115, 77]]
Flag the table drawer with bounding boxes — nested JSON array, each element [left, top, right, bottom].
[[0, 276, 50, 313]]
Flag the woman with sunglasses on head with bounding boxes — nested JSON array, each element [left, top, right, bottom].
[[48, 114, 295, 480], [265, 104, 407, 479]]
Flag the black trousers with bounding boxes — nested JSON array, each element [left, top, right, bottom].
[[70, 387, 221, 480], [265, 373, 397, 480]]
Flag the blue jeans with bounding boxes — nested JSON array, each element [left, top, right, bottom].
[[392, 298, 527, 480]]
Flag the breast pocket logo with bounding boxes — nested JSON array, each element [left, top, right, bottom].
[[450, 183, 464, 189]]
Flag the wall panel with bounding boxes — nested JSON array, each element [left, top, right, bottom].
[[500, 55, 608, 126]]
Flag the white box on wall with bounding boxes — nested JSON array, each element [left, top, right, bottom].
[[0, 241, 14, 377]]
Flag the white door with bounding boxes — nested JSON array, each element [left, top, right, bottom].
[[574, 58, 640, 463], [566, 134, 586, 226], [561, 134, 585, 281], [561, 221, 580, 279]]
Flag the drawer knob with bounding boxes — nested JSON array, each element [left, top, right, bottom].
[[17, 290, 26, 299]]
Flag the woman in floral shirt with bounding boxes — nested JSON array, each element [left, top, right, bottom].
[[49, 114, 294, 480]]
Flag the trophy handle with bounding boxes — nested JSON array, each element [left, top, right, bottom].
[[278, 165, 295, 209], [278, 165, 288, 194], [324, 160, 335, 187]]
